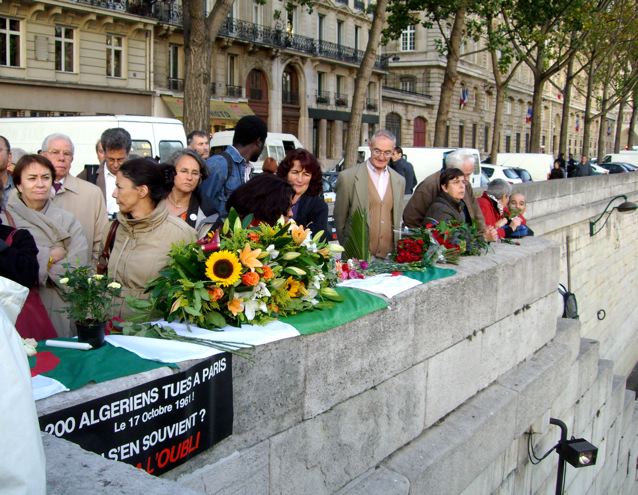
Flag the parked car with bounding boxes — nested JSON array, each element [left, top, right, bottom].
[[481, 164, 523, 184], [618, 162, 638, 171], [511, 167, 533, 182], [322, 171, 338, 203], [590, 163, 609, 175], [599, 162, 635, 174]]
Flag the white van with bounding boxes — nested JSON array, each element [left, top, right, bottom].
[[357, 146, 482, 188], [602, 151, 638, 167], [210, 131, 303, 172], [0, 115, 186, 176], [495, 153, 554, 182]]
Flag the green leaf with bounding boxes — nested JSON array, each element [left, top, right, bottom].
[[204, 311, 226, 329], [343, 209, 369, 261]]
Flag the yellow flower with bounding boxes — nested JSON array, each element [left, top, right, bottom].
[[227, 297, 244, 316], [285, 276, 306, 297], [291, 224, 309, 245], [205, 250, 242, 287], [239, 243, 263, 270]]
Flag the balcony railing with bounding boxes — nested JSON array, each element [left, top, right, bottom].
[[335, 94, 349, 107], [219, 18, 388, 70], [366, 98, 378, 111], [167, 77, 183, 92], [282, 90, 299, 105], [382, 75, 432, 98], [74, 3, 387, 69], [316, 91, 331, 105], [226, 85, 243, 98]]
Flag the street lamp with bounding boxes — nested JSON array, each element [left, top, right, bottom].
[[589, 194, 637, 236]]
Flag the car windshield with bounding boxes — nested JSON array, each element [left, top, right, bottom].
[[516, 169, 532, 181], [504, 169, 519, 179]]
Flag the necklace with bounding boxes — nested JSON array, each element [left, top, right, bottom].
[[167, 193, 188, 209]]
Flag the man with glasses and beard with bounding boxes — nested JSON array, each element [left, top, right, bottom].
[[334, 129, 405, 259]]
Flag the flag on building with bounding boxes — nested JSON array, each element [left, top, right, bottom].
[[459, 88, 469, 109], [525, 106, 533, 124], [575, 116, 580, 132], [557, 92, 562, 100]]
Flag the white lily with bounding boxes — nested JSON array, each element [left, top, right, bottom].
[[266, 244, 279, 259]]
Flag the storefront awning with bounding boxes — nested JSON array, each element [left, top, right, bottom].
[[161, 96, 254, 122]]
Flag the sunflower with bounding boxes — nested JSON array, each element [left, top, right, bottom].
[[205, 250, 242, 287]]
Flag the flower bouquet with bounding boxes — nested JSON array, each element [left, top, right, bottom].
[[426, 219, 489, 257], [126, 210, 343, 330]]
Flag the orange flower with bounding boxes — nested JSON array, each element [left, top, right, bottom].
[[261, 265, 274, 281], [269, 303, 279, 313], [241, 271, 260, 286], [227, 297, 243, 316], [239, 243, 263, 270], [247, 231, 260, 242], [291, 224, 309, 245], [207, 287, 224, 301]]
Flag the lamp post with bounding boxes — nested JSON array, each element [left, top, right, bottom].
[[589, 194, 637, 236]]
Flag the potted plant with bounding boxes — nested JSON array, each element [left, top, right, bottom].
[[59, 265, 122, 348]]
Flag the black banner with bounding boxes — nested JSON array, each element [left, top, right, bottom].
[[39, 353, 232, 475]]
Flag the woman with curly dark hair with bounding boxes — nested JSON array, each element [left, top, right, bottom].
[[277, 149, 328, 240]]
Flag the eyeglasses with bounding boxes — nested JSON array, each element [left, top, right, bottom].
[[47, 149, 73, 158], [372, 149, 393, 158]]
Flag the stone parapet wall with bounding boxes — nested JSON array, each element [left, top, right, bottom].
[[40, 174, 638, 494]]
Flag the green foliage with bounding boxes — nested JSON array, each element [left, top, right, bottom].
[[343, 209, 370, 261]]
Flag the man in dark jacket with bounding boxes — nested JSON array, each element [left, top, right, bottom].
[[390, 147, 417, 194], [575, 155, 593, 177]]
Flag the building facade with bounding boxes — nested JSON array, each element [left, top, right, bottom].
[[0, 1, 384, 168], [381, 20, 620, 159]]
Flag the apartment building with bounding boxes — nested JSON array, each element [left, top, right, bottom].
[[381, 21, 617, 158]]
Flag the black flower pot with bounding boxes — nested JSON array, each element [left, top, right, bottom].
[[76, 321, 106, 349]]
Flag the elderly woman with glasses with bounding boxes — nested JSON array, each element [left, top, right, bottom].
[[424, 168, 471, 224]]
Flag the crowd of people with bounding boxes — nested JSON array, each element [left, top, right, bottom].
[[0, 116, 536, 340]]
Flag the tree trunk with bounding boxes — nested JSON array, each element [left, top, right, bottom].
[[183, 0, 234, 134], [529, 74, 544, 153], [628, 89, 638, 149], [343, 0, 388, 169], [433, 7, 467, 147], [528, 47, 545, 153], [614, 95, 626, 152], [596, 85, 609, 163], [582, 57, 595, 156], [559, 51, 576, 157], [490, 88, 505, 161]]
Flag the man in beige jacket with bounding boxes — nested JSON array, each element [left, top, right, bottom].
[[42, 133, 108, 264], [334, 130, 405, 259]]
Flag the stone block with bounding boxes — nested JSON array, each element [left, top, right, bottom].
[[335, 466, 410, 495], [497, 338, 572, 434], [424, 331, 484, 427], [177, 440, 269, 495], [459, 441, 518, 495], [384, 384, 518, 495], [576, 339, 601, 400], [268, 361, 427, 495], [553, 317, 581, 363], [169, 337, 306, 475], [43, 433, 203, 495], [302, 302, 415, 419]]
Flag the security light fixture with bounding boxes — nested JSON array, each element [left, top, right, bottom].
[[528, 418, 598, 495], [589, 194, 637, 236]]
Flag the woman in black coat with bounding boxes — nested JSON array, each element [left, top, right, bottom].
[[0, 207, 40, 289], [277, 149, 328, 241]]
